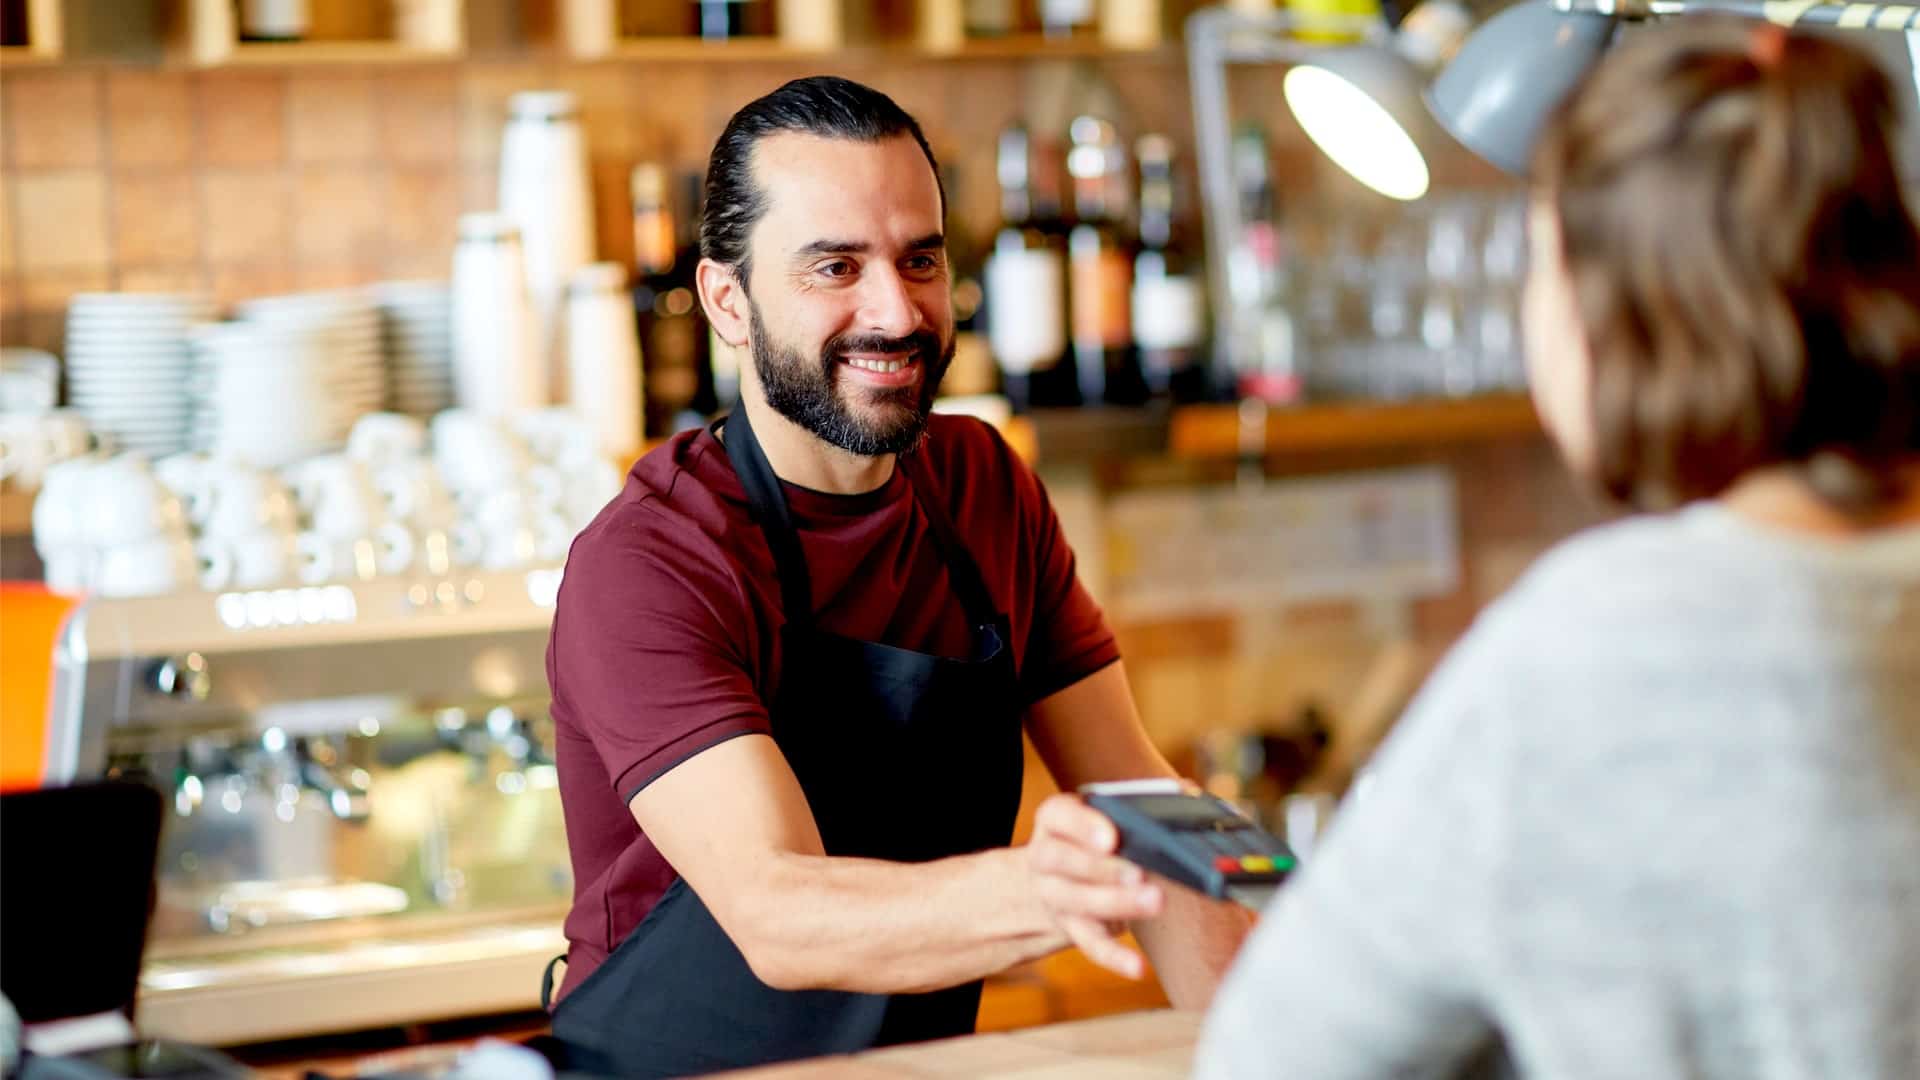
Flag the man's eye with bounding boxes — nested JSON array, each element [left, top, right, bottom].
[[904, 255, 942, 273], [818, 261, 855, 278]]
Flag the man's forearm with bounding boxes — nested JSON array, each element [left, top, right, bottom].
[[725, 845, 1068, 994], [1135, 882, 1256, 1010]]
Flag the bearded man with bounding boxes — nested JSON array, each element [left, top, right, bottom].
[[543, 75, 1250, 1080]]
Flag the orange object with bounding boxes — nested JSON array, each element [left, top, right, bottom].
[[0, 582, 80, 792]]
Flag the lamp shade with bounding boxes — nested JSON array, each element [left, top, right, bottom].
[[1425, 0, 1617, 175], [1284, 46, 1435, 200]]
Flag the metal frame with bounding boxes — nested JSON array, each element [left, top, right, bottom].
[[1553, 0, 1920, 27], [1185, 8, 1395, 387]]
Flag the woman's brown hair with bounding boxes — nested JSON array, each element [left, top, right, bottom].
[[1533, 19, 1920, 511]]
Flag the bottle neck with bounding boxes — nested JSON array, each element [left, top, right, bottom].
[[1000, 185, 1033, 229], [634, 205, 678, 276]]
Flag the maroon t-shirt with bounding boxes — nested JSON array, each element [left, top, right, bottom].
[[546, 414, 1120, 1004]]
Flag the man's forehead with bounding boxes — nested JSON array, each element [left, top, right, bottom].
[[749, 131, 942, 233]]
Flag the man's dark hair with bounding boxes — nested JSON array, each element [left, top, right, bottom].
[[700, 75, 944, 289]]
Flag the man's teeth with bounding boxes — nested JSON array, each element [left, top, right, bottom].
[[845, 356, 911, 373]]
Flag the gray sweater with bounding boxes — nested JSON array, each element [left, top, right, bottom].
[[1194, 505, 1920, 1080]]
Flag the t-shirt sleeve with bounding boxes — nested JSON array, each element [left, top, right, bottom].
[[1193, 626, 1512, 1079], [993, 428, 1121, 705], [549, 506, 771, 802]]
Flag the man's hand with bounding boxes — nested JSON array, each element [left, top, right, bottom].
[[1022, 793, 1165, 979]]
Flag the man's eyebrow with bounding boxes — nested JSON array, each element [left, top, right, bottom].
[[793, 239, 869, 258], [790, 234, 947, 259]]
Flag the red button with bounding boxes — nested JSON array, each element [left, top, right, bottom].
[[1214, 855, 1241, 874]]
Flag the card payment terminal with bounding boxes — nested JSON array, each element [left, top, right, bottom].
[[1081, 779, 1297, 910]]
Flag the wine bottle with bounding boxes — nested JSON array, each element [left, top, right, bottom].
[[985, 126, 1072, 412], [1067, 115, 1146, 406], [631, 164, 717, 435], [1131, 134, 1210, 402]]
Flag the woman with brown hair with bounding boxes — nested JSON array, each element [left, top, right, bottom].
[[1195, 20, 1920, 1079]]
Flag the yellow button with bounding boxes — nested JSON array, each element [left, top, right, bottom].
[[1240, 856, 1274, 873]]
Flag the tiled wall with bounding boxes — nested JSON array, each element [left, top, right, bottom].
[[0, 54, 1505, 352]]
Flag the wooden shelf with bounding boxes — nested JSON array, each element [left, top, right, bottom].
[[0, 488, 35, 539], [1167, 394, 1543, 459], [197, 40, 462, 67], [917, 33, 1176, 60], [179, 0, 462, 68], [602, 36, 826, 62], [0, 45, 60, 66], [560, 0, 1176, 62], [576, 33, 1174, 63]]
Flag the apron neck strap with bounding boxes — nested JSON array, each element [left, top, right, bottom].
[[897, 449, 1000, 631], [718, 408, 1001, 633], [718, 407, 814, 630]]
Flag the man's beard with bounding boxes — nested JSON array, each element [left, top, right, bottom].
[[748, 301, 953, 457]]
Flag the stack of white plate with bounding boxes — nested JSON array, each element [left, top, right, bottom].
[[65, 293, 215, 457], [375, 281, 456, 420], [188, 321, 340, 468], [235, 290, 387, 435]]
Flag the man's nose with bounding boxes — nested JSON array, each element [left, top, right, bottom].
[[856, 266, 922, 341]]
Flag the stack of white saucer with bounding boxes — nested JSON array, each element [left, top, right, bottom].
[[237, 290, 387, 433], [65, 293, 215, 457], [374, 281, 456, 420], [188, 322, 339, 468]]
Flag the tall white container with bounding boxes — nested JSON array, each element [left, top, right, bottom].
[[565, 263, 644, 460], [499, 90, 596, 404], [451, 212, 543, 417]]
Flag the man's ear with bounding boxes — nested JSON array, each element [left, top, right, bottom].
[[697, 258, 750, 348]]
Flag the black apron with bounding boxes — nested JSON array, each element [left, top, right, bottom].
[[547, 406, 1026, 1078]]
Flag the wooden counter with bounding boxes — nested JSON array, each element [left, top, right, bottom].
[[709, 1009, 1203, 1079]]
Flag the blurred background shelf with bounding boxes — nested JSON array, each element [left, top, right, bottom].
[[1167, 394, 1542, 458], [1016, 395, 1543, 464], [190, 40, 463, 66], [589, 35, 1177, 62], [0, 488, 34, 538], [177, 0, 462, 67]]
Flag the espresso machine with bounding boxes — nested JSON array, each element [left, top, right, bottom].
[[42, 566, 572, 1047]]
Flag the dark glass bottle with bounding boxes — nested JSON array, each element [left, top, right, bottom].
[[631, 164, 714, 436], [1067, 115, 1146, 406], [1131, 134, 1210, 402], [692, 0, 769, 39], [985, 126, 1073, 412], [1229, 123, 1301, 405], [938, 162, 1000, 399]]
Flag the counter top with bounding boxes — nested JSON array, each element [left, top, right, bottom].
[[710, 1009, 1204, 1079]]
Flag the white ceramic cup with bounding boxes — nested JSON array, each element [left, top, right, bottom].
[[97, 535, 196, 597], [153, 453, 214, 527], [0, 411, 89, 490], [200, 529, 295, 590], [375, 458, 456, 529], [511, 406, 600, 468], [85, 457, 169, 548], [347, 412, 428, 467], [32, 458, 98, 555], [202, 462, 297, 539], [291, 455, 387, 540], [42, 547, 95, 595]]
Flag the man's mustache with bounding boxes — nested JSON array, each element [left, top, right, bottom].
[[825, 332, 943, 360]]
